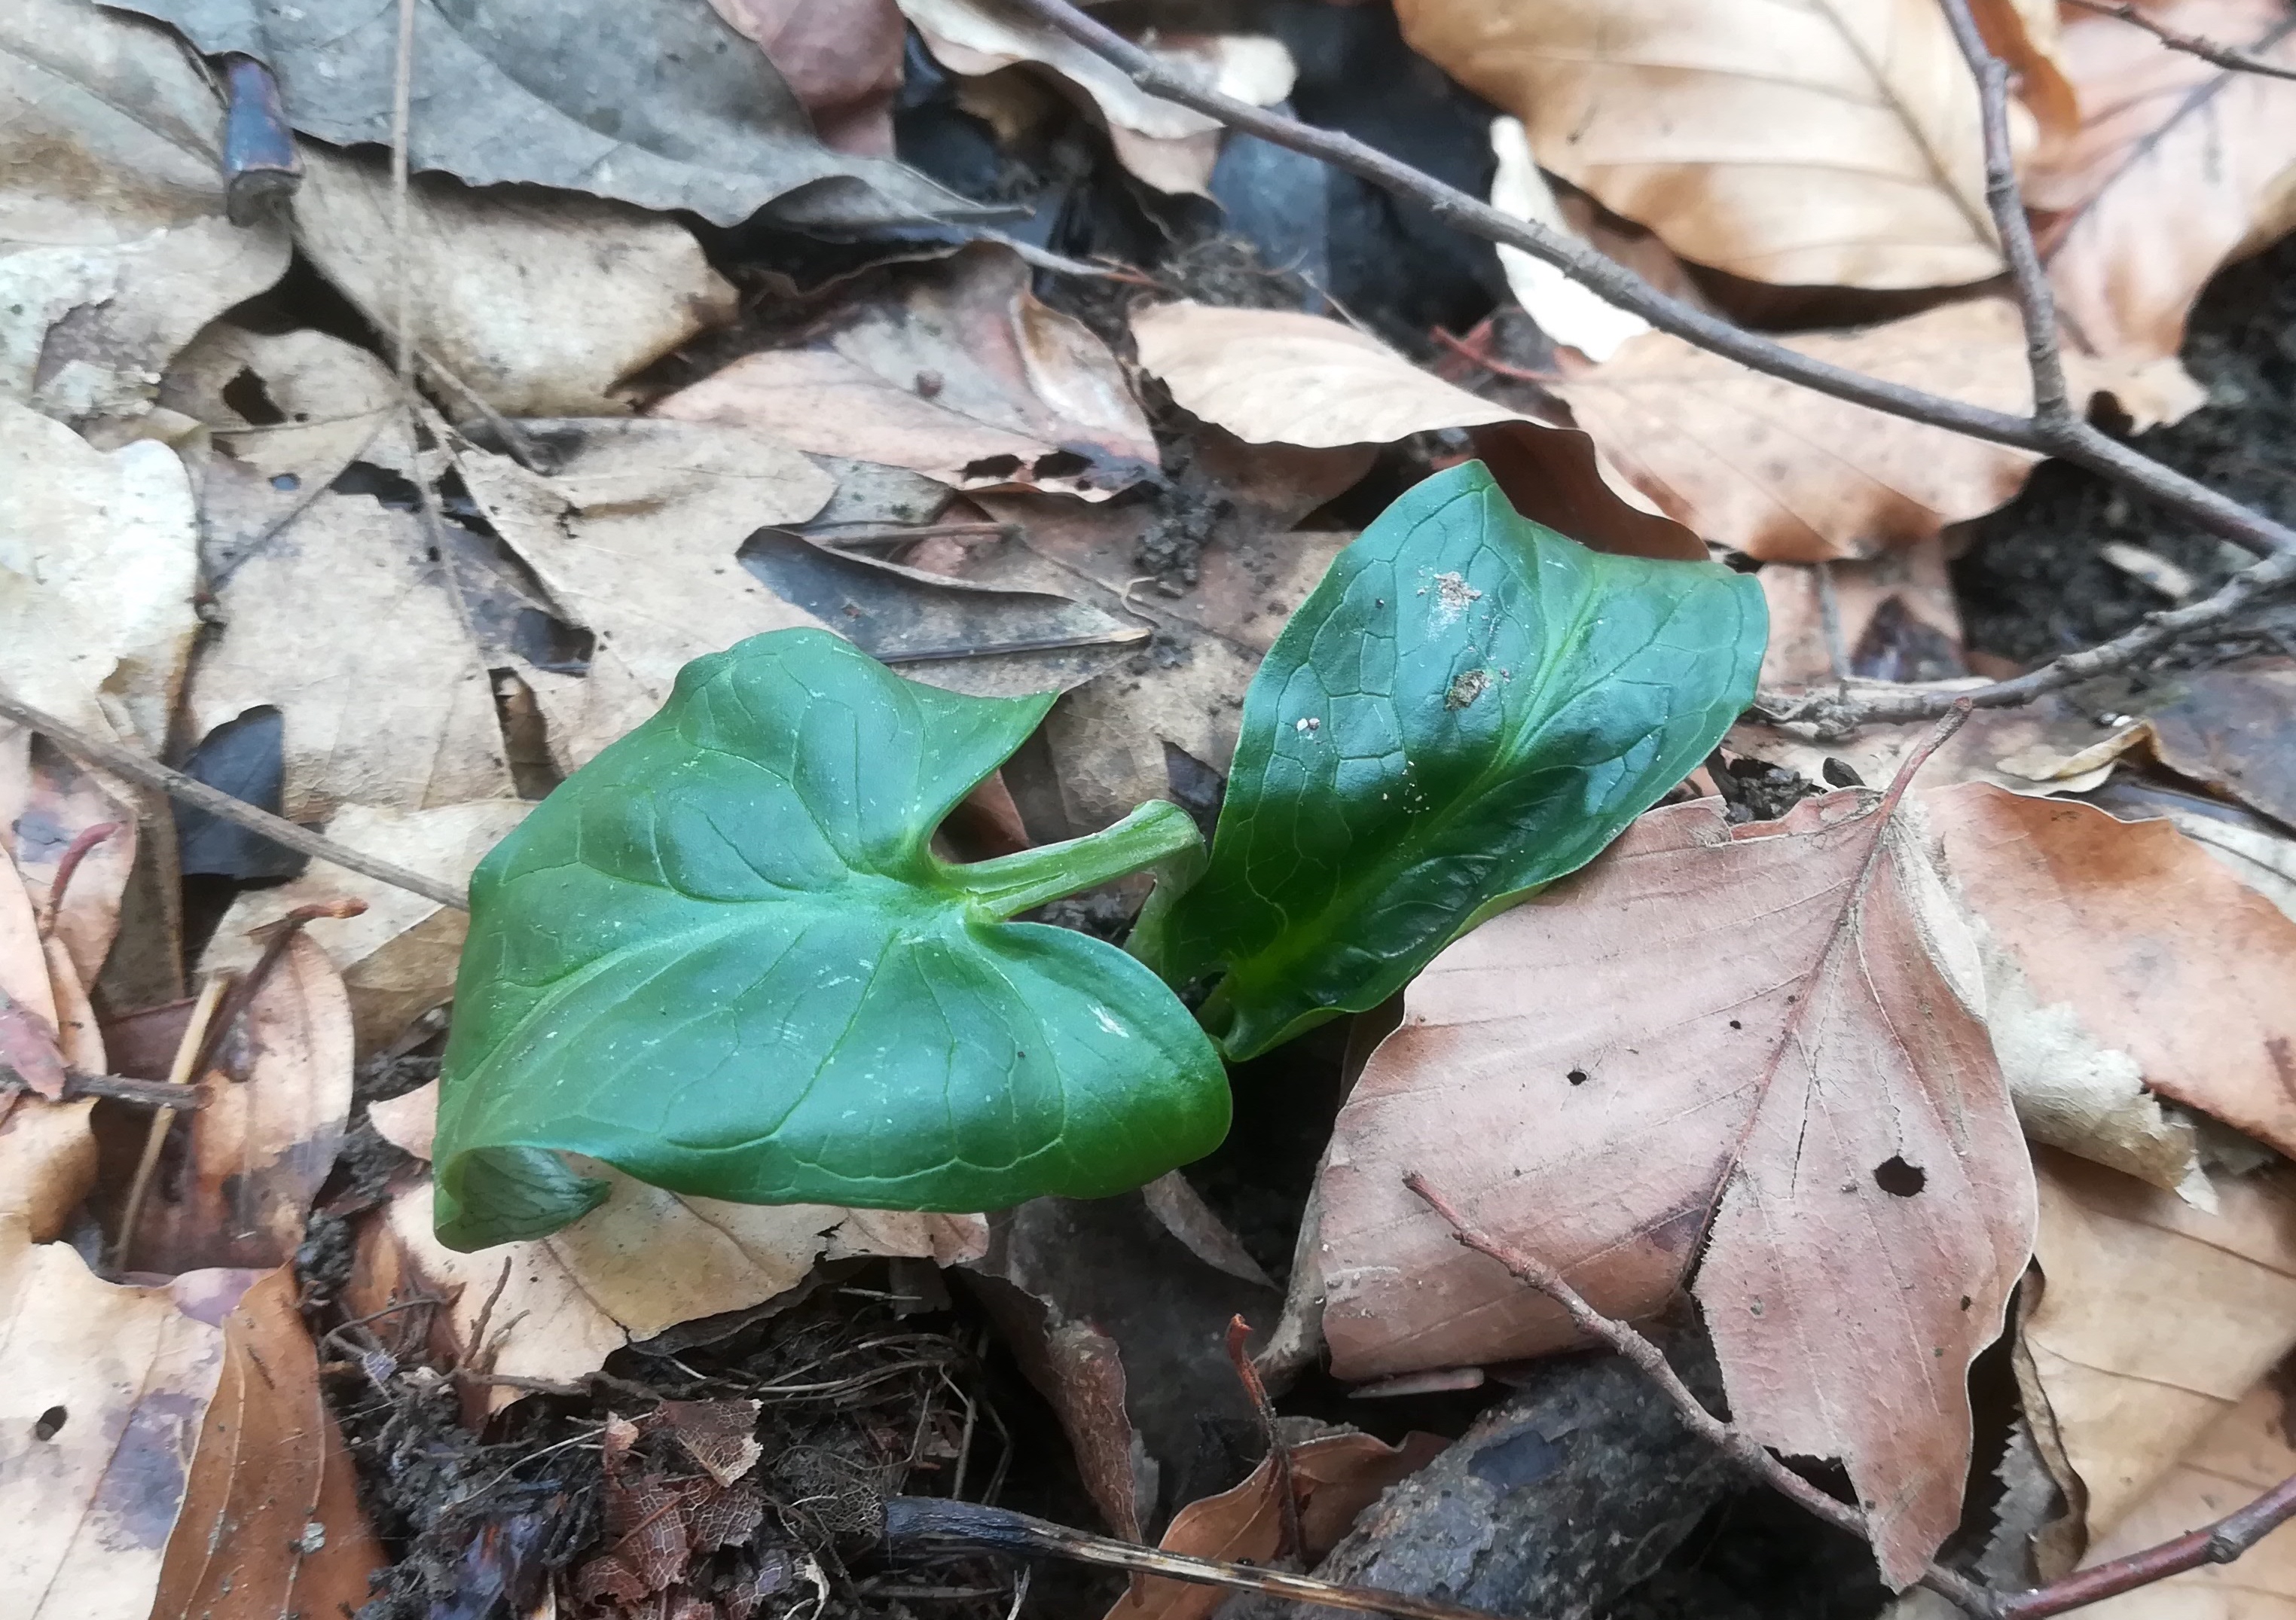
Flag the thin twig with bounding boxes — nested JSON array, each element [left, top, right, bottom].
[[881, 1497, 1522, 1620], [67, 1072, 209, 1109], [1226, 1315, 1303, 1564], [2064, 0, 2296, 81], [998, 0, 2296, 563], [0, 686, 468, 910], [114, 974, 229, 1273], [1936, 0, 2072, 429], [1429, 325, 1556, 385], [1758, 545, 2296, 731], [33, 821, 121, 938]]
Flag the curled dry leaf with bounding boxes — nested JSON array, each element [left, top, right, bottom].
[[357, 1083, 987, 1405], [1393, 0, 2010, 289], [111, 0, 990, 232], [1314, 786, 2034, 1588], [2029, 0, 2296, 420], [0, 1215, 236, 1620], [657, 245, 1158, 503], [1130, 301, 1702, 563], [154, 1267, 384, 1620], [1486, 117, 1652, 364], [444, 416, 835, 770], [126, 934, 355, 1274], [1556, 300, 2076, 563], [179, 415, 517, 822], [0, 399, 200, 752], [1106, 1428, 1449, 1620], [0, 0, 289, 425], [2017, 1151, 2296, 1563], [899, 0, 1294, 194], [706, 0, 905, 155], [1928, 784, 2296, 1165], [2136, 657, 2296, 834], [1, 736, 139, 993], [203, 800, 530, 1055], [295, 145, 739, 418]]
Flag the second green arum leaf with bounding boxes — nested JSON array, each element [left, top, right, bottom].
[[430, 630, 1226, 1250], [1140, 460, 1768, 1059]]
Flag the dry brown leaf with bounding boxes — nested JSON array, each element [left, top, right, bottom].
[[899, 0, 1293, 194], [658, 244, 1156, 502], [0, 1095, 99, 1242], [0, 1215, 238, 1618], [358, 1083, 986, 1403], [1553, 300, 2076, 563], [1928, 784, 2296, 1163], [707, 0, 905, 155], [1757, 538, 1966, 687], [1394, 0, 2010, 289], [126, 935, 355, 1274], [154, 1266, 382, 1620], [2017, 1151, 2296, 1559], [1314, 787, 2033, 1587], [202, 801, 530, 1056], [1130, 300, 1703, 563], [0, 0, 290, 426], [2029, 0, 2296, 413], [0, 847, 95, 1240], [0, 398, 200, 752], [180, 415, 516, 822], [2138, 657, 2296, 833], [295, 145, 737, 417], [446, 416, 835, 770], [1106, 1429, 1449, 1620], [2069, 1378, 2296, 1615]]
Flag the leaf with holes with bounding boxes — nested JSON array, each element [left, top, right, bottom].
[[1302, 782, 2035, 1589], [432, 630, 1224, 1250], [1136, 460, 1766, 1060]]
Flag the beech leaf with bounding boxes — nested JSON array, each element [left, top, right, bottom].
[[432, 629, 1226, 1250], [1142, 460, 1766, 1060], [1311, 780, 2035, 1588]]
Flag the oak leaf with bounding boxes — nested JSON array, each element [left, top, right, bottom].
[[1313, 784, 2035, 1587]]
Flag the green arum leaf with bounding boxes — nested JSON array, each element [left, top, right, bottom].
[[432, 630, 1226, 1251], [1137, 460, 1768, 1060]]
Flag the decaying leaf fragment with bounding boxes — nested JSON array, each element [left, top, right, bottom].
[[1314, 781, 2035, 1587]]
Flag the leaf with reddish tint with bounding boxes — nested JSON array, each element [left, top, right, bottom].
[[1310, 783, 2035, 1588]]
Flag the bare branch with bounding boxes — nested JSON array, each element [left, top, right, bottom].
[[0, 685, 469, 911], [1998, 1469, 2296, 1617], [1758, 545, 2296, 732], [2065, 0, 2296, 82], [999, 0, 2296, 563], [1936, 0, 2074, 429]]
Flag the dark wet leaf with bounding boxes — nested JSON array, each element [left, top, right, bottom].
[[432, 630, 1225, 1249], [1139, 460, 1767, 1060]]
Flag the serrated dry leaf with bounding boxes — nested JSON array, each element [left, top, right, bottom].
[[445, 416, 835, 769], [0, 0, 289, 426], [154, 1267, 383, 1620], [1928, 784, 2296, 1163], [1314, 787, 2034, 1588], [2069, 1378, 2296, 1615], [2018, 1151, 2296, 1556], [294, 145, 738, 418], [1394, 0, 2011, 289], [126, 935, 354, 1274], [110, 0, 989, 233], [657, 244, 1158, 503], [357, 1083, 986, 1405], [0, 1216, 237, 1620], [707, 0, 905, 155], [179, 416, 515, 822], [1555, 300, 2072, 563], [1129, 301, 1703, 563], [1107, 1429, 1449, 1620], [203, 800, 529, 1056], [2030, 0, 2296, 414], [0, 399, 200, 752], [899, 0, 1293, 194]]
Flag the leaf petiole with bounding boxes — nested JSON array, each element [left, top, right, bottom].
[[942, 799, 1203, 920]]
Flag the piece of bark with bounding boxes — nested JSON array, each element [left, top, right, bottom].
[[1228, 1326, 1731, 1617]]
